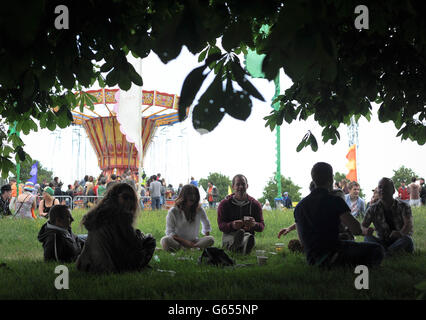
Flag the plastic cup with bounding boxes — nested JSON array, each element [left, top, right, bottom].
[[275, 243, 285, 252], [257, 256, 268, 265]]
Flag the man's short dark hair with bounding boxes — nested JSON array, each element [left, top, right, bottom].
[[49, 205, 73, 226], [411, 177, 417, 182], [1, 184, 12, 194], [311, 162, 333, 187], [111, 174, 117, 180], [232, 174, 248, 186]]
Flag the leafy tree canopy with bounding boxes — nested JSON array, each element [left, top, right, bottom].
[[391, 165, 418, 190], [1, 0, 425, 177], [199, 172, 232, 201], [259, 174, 302, 207]]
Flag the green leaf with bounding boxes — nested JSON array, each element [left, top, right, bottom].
[[230, 60, 265, 102], [309, 132, 318, 151], [128, 63, 143, 86], [296, 132, 310, 152], [198, 46, 208, 62], [192, 70, 226, 132], [105, 69, 120, 87], [179, 65, 209, 121]]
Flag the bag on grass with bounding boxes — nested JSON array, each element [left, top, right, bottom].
[[198, 247, 234, 267]]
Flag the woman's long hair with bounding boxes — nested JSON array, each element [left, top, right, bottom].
[[174, 184, 200, 223], [81, 182, 138, 230]]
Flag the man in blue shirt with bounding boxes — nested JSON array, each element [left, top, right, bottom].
[[190, 177, 198, 187], [344, 181, 366, 218], [293, 162, 383, 268]]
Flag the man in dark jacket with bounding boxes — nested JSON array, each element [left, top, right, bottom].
[[0, 184, 12, 217], [38, 205, 85, 263], [282, 192, 293, 209], [217, 174, 264, 254]]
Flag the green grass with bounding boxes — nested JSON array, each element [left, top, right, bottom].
[[0, 206, 425, 300]]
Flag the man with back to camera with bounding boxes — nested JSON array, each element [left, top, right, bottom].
[[407, 177, 421, 207], [293, 162, 384, 268], [362, 177, 415, 256], [149, 175, 162, 210]]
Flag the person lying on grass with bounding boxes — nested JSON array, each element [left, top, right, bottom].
[[38, 205, 85, 263], [161, 184, 214, 252], [76, 183, 156, 273], [291, 162, 384, 268], [217, 174, 265, 255]]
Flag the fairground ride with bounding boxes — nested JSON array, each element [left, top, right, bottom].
[[71, 88, 187, 179]]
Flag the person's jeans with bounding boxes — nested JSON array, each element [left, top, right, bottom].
[[364, 234, 414, 256], [139, 198, 145, 209], [323, 240, 384, 268], [77, 234, 88, 242], [151, 197, 161, 210], [208, 201, 216, 208]]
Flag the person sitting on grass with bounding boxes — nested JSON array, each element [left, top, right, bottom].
[[0, 184, 12, 218], [217, 174, 264, 255], [161, 184, 214, 252], [291, 162, 384, 268], [344, 181, 366, 218], [76, 183, 156, 273], [278, 184, 354, 252], [37, 205, 85, 263], [38, 187, 60, 219], [362, 177, 415, 256]]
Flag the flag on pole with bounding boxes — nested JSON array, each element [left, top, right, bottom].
[[345, 144, 357, 181], [28, 162, 38, 184]]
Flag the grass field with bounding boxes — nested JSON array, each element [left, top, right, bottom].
[[0, 206, 425, 300]]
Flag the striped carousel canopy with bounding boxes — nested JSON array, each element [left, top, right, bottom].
[[70, 88, 187, 176]]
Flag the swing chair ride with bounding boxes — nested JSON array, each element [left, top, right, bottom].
[[71, 88, 187, 179]]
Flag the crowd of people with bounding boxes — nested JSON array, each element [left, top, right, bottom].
[[0, 170, 202, 216], [0, 164, 424, 274]]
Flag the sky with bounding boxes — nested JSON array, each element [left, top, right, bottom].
[[21, 47, 426, 201]]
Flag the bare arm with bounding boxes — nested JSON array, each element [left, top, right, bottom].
[[340, 211, 362, 236], [399, 215, 413, 236], [295, 223, 304, 246], [277, 223, 296, 238], [39, 200, 46, 217]]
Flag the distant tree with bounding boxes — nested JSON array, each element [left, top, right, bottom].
[[334, 172, 348, 186], [392, 166, 418, 190], [199, 172, 231, 202], [259, 174, 302, 208], [12, 160, 53, 185]]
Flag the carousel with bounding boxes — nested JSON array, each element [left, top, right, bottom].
[[71, 88, 187, 179]]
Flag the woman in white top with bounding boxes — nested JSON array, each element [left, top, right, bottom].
[[161, 184, 214, 252]]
